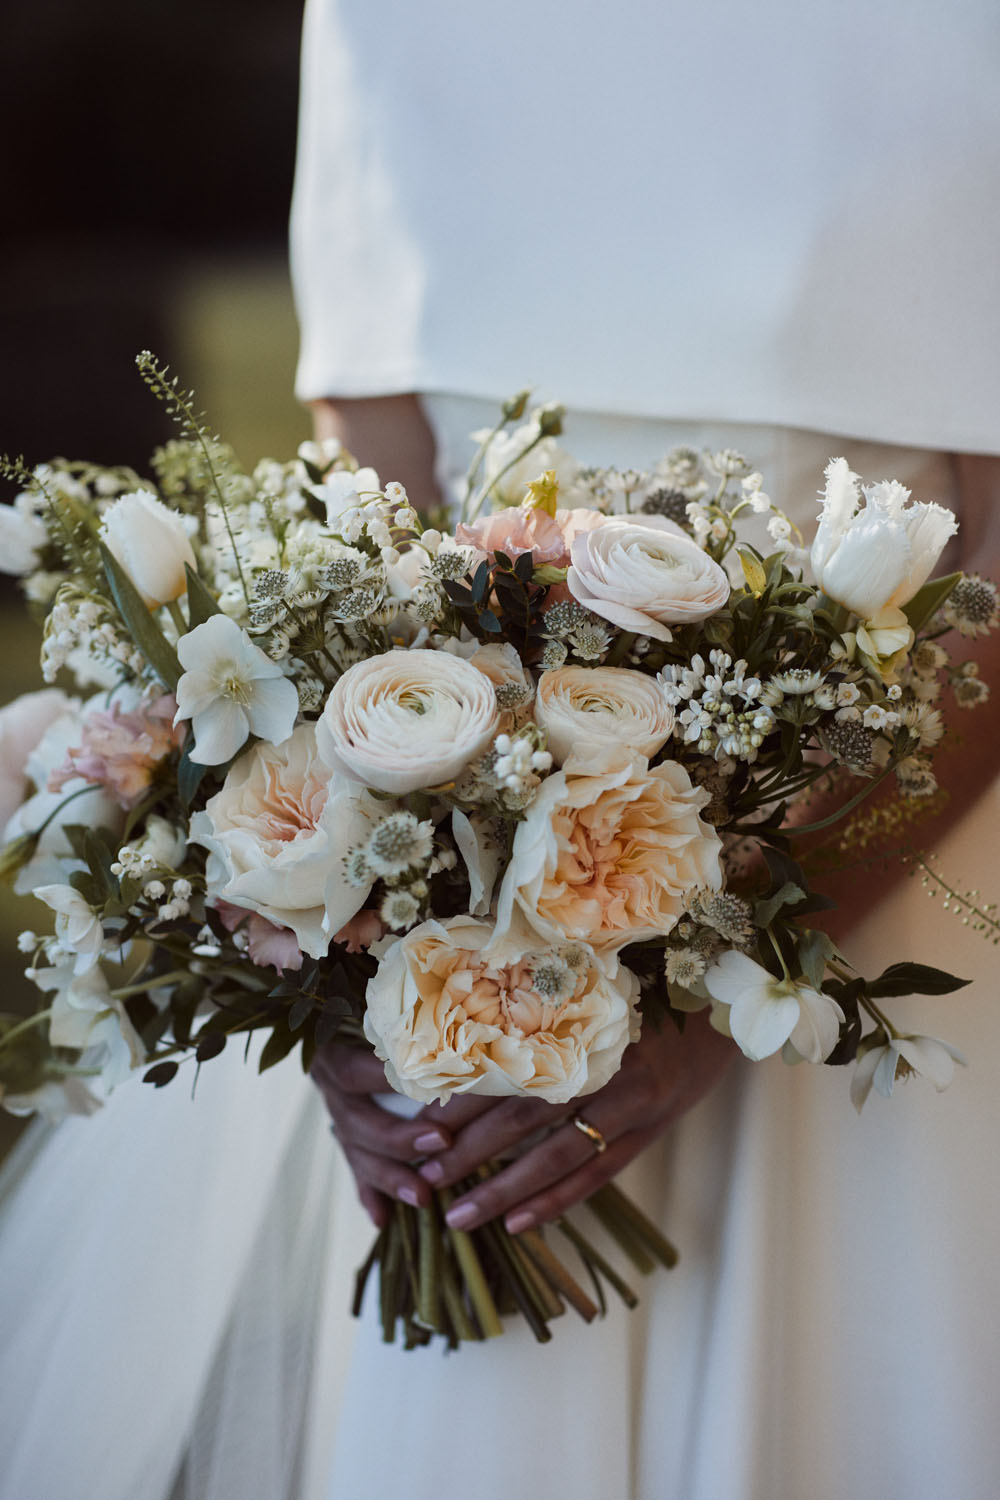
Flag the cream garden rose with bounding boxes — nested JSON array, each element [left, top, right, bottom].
[[566, 515, 730, 642], [496, 748, 723, 951], [100, 489, 196, 608], [363, 914, 640, 1104], [189, 721, 378, 958], [535, 666, 674, 764], [318, 648, 500, 795]]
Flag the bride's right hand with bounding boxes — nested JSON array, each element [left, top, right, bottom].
[[311, 1043, 500, 1227]]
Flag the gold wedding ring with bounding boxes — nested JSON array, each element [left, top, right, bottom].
[[570, 1113, 607, 1154]]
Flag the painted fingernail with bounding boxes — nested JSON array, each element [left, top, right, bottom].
[[505, 1210, 534, 1235], [419, 1159, 445, 1184], [414, 1131, 448, 1153], [398, 1186, 422, 1207], [445, 1200, 478, 1230]]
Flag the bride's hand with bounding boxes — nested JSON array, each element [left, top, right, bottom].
[[310, 1044, 457, 1227], [415, 1009, 736, 1235]]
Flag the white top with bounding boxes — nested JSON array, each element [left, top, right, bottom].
[[291, 0, 1000, 453]]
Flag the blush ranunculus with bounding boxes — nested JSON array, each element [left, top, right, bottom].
[[535, 666, 674, 764], [317, 648, 499, 795], [189, 721, 379, 958], [363, 914, 640, 1104], [567, 515, 730, 642], [495, 748, 723, 951]]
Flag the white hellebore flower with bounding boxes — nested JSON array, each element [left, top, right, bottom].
[[567, 515, 730, 643], [33, 960, 144, 1089], [811, 459, 958, 621], [174, 614, 299, 765], [35, 884, 105, 973], [100, 489, 196, 608], [535, 666, 674, 764], [703, 950, 844, 1063], [850, 1032, 967, 1112], [318, 648, 499, 795]]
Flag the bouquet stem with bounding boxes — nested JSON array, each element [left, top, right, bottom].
[[357, 1170, 678, 1349]]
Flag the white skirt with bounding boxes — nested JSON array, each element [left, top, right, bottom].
[[1, 403, 997, 1500]]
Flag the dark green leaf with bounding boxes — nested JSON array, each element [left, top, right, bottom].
[[143, 1060, 180, 1087], [99, 541, 181, 690], [288, 994, 316, 1031], [258, 1024, 299, 1072], [195, 1032, 227, 1063], [315, 1005, 346, 1046], [493, 551, 513, 571], [184, 563, 222, 628], [478, 610, 502, 633], [762, 845, 808, 892], [755, 881, 807, 929], [514, 550, 535, 582], [867, 962, 971, 999], [470, 561, 491, 604], [178, 733, 211, 809], [903, 572, 962, 635]]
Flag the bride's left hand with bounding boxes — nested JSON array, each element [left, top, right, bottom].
[[416, 1008, 736, 1235]]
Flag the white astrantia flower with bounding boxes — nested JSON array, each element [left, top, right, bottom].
[[703, 950, 845, 1063], [174, 614, 299, 765], [34, 885, 105, 973], [850, 1032, 967, 1112], [811, 459, 958, 621]]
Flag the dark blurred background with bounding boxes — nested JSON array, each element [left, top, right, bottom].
[[1, 0, 309, 1156]]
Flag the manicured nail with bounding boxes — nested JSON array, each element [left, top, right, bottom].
[[398, 1186, 421, 1207], [414, 1131, 448, 1153], [445, 1200, 479, 1230], [419, 1159, 445, 1184], [505, 1210, 535, 1235]]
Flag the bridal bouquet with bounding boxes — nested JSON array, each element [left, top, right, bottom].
[[1, 356, 996, 1346]]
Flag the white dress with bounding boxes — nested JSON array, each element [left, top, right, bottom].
[[3, 3, 1000, 1497]]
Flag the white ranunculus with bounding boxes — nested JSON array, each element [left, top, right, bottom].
[[567, 515, 730, 642], [100, 489, 197, 608], [703, 950, 844, 1063], [535, 666, 674, 764], [0, 688, 70, 825], [811, 459, 958, 620], [174, 614, 299, 765], [318, 648, 500, 795], [0, 495, 48, 575], [850, 1031, 966, 1111], [363, 914, 640, 1104], [189, 721, 378, 958]]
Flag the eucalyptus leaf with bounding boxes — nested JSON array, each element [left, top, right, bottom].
[[99, 541, 182, 690], [867, 961, 971, 999]]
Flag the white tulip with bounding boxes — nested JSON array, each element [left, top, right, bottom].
[[0, 495, 48, 575], [100, 489, 196, 608], [811, 460, 958, 621]]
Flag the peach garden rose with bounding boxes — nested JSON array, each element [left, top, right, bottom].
[[495, 747, 723, 952], [363, 914, 640, 1104], [190, 721, 378, 958]]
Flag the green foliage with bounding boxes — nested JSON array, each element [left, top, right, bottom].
[[99, 541, 181, 689]]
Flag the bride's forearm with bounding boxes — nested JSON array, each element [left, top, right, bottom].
[[309, 393, 442, 513]]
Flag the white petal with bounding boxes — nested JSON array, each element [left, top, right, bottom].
[[789, 985, 844, 1063], [190, 701, 250, 764], [895, 1034, 966, 1091], [246, 675, 299, 745], [850, 1047, 884, 1112], [728, 988, 800, 1061]]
